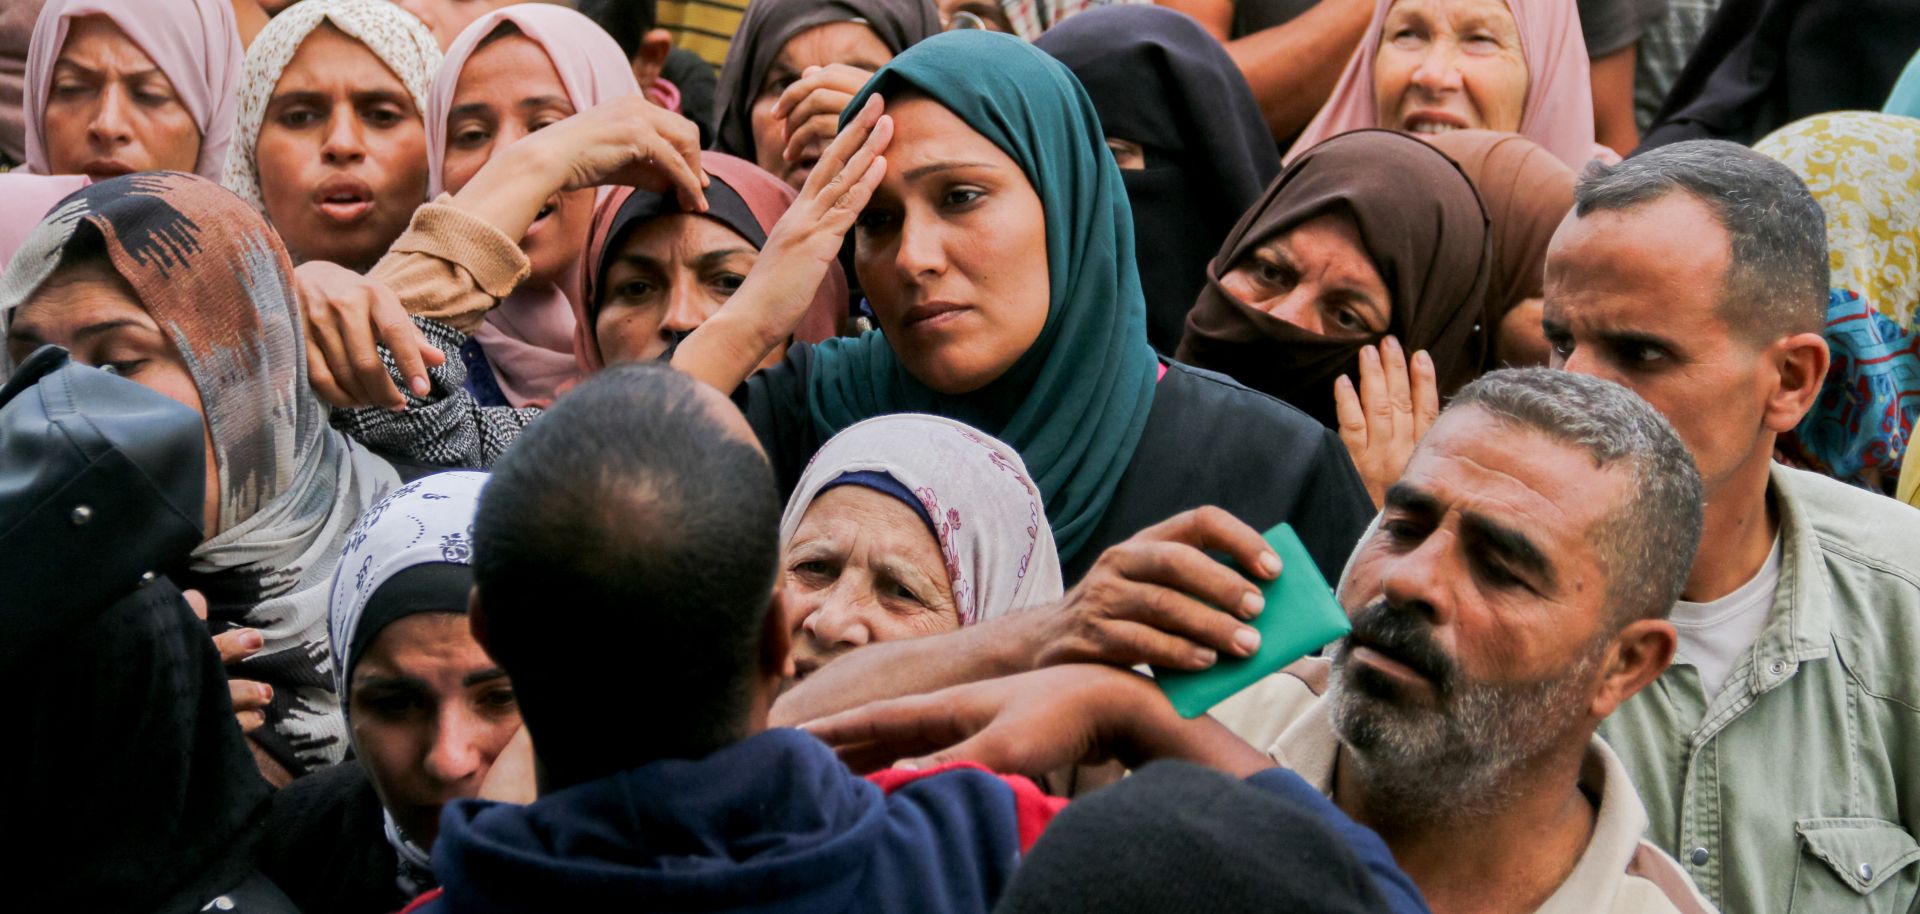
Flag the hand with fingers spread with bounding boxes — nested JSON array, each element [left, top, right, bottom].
[[188, 589, 274, 735], [674, 94, 893, 394], [803, 664, 1274, 779], [1024, 506, 1279, 673], [1334, 336, 1439, 508], [772, 64, 878, 185], [450, 94, 712, 244], [296, 261, 445, 410]]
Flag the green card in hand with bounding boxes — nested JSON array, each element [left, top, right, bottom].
[[1153, 523, 1352, 719]]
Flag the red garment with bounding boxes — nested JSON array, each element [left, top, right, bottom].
[[866, 762, 1067, 852]]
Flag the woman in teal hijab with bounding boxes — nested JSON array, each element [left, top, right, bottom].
[[675, 30, 1371, 586]]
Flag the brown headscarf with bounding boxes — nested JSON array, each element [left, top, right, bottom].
[[1422, 130, 1575, 362], [1177, 130, 1492, 428]]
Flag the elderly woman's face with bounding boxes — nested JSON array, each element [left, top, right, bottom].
[[349, 612, 520, 848], [854, 95, 1051, 395], [1372, 0, 1528, 136], [749, 22, 894, 189], [42, 16, 201, 179], [1220, 212, 1391, 339], [7, 262, 220, 536], [786, 486, 959, 680], [255, 25, 429, 272], [442, 33, 592, 287], [597, 213, 787, 368]]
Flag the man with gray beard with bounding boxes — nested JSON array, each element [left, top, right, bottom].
[[810, 369, 1719, 914]]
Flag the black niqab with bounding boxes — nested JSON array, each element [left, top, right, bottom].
[[1038, 6, 1281, 355]]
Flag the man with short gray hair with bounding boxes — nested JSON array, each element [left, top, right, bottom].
[[1546, 139, 1920, 913], [815, 368, 1719, 914]]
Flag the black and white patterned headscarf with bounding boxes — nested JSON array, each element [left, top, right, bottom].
[[327, 469, 487, 896]]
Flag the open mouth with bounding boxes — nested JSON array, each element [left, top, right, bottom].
[[314, 176, 374, 223], [525, 195, 561, 237], [1401, 110, 1472, 135]]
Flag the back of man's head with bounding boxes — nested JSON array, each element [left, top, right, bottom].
[[1573, 140, 1829, 344], [472, 363, 780, 785], [1450, 368, 1704, 626]]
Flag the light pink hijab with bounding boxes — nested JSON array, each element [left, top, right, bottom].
[[425, 5, 639, 408], [22, 0, 242, 180], [1287, 0, 1606, 172], [0, 172, 87, 268]]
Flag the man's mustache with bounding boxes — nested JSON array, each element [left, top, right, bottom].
[[1342, 599, 1456, 695]]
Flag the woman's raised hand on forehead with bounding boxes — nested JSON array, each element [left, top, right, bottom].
[[541, 95, 710, 210], [446, 94, 711, 246], [671, 95, 892, 396]]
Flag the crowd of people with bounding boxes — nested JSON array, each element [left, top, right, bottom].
[[3, 0, 1918, 911]]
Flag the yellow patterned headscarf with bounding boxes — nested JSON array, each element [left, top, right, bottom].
[[1755, 112, 1920, 330]]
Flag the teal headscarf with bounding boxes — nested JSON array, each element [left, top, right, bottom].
[[808, 29, 1157, 564], [1887, 48, 1920, 118]]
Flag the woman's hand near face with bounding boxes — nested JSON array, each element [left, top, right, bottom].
[[295, 261, 445, 410], [450, 95, 710, 243], [187, 589, 273, 734], [773, 64, 877, 171], [1334, 336, 1439, 508], [672, 95, 892, 394]]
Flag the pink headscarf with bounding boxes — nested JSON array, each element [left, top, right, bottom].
[[425, 4, 640, 408], [1287, 0, 1606, 172], [0, 172, 87, 268], [22, 0, 241, 180], [574, 152, 847, 374]]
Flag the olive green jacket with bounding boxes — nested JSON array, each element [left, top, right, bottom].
[[1603, 464, 1920, 913]]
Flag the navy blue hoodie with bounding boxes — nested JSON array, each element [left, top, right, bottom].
[[404, 729, 1059, 914]]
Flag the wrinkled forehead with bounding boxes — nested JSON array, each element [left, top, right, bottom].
[[1397, 406, 1625, 560]]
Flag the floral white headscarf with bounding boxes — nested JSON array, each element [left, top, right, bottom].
[[779, 414, 1064, 626]]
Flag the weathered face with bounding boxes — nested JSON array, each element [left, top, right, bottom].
[[349, 612, 520, 847], [255, 25, 429, 271], [42, 15, 201, 179], [1329, 406, 1626, 801], [8, 262, 219, 536], [1219, 212, 1391, 340], [1372, 0, 1529, 137], [1542, 194, 1772, 494], [853, 96, 1051, 395], [595, 214, 778, 367], [786, 486, 959, 680], [441, 33, 590, 287], [748, 22, 893, 189]]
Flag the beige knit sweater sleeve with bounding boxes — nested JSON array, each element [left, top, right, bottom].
[[370, 195, 531, 335]]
